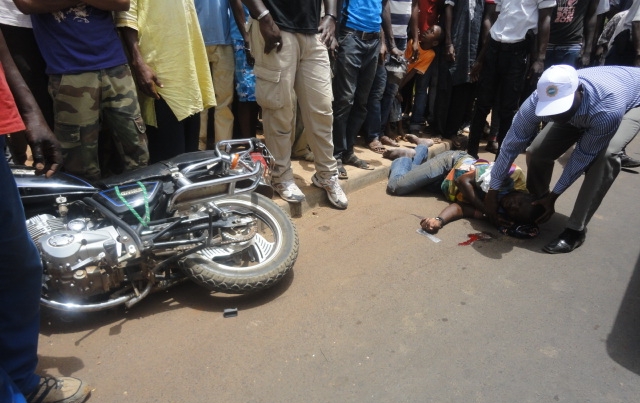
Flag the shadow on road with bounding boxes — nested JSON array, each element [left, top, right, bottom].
[[39, 268, 295, 335], [607, 252, 640, 375]]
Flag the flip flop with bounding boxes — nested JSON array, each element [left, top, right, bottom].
[[368, 140, 386, 154], [337, 160, 348, 179], [343, 154, 373, 170], [379, 135, 399, 147]]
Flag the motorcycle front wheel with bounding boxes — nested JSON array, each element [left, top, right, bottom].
[[180, 193, 298, 293]]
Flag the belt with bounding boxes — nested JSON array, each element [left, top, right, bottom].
[[341, 27, 380, 41]]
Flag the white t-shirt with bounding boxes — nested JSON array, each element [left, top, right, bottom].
[[0, 0, 32, 28], [491, 0, 557, 43]]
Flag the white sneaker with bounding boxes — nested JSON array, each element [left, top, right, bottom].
[[273, 180, 306, 202], [311, 174, 348, 209], [26, 376, 91, 403]]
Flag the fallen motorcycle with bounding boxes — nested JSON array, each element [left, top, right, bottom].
[[14, 138, 298, 312]]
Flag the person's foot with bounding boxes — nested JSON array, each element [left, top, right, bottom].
[[405, 133, 435, 147], [367, 139, 386, 154], [311, 174, 348, 209], [542, 228, 586, 254], [382, 147, 416, 160], [273, 180, 306, 203], [379, 135, 399, 147], [26, 376, 91, 403], [621, 152, 640, 168]]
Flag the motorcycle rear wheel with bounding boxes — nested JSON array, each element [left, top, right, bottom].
[[180, 193, 298, 293]]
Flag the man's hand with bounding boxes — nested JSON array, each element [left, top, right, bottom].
[[258, 14, 282, 54], [445, 43, 455, 62], [318, 14, 337, 53], [531, 192, 559, 224], [23, 120, 62, 178], [484, 189, 513, 227], [420, 217, 443, 234], [470, 60, 482, 82], [132, 61, 162, 99], [527, 59, 544, 85], [411, 39, 419, 63], [578, 49, 591, 68]]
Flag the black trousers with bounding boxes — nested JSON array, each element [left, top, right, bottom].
[[467, 38, 529, 157]]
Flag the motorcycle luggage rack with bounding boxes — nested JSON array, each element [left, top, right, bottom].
[[166, 139, 269, 213]]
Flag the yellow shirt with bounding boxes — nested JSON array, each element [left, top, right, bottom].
[[116, 0, 216, 127]]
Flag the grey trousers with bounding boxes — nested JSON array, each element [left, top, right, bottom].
[[527, 106, 640, 231]]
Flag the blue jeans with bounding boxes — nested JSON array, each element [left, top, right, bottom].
[[332, 32, 380, 159], [545, 44, 581, 69], [387, 146, 470, 195], [363, 62, 387, 143], [409, 63, 434, 129], [0, 137, 42, 401]]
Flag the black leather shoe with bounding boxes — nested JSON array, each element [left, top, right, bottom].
[[621, 152, 640, 168], [543, 229, 586, 254]]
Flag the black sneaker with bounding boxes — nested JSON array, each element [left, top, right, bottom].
[[621, 152, 640, 168], [26, 376, 91, 403]]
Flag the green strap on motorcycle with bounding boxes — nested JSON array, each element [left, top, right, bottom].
[[114, 181, 150, 227]]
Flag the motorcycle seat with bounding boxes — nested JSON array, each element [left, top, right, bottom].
[[96, 151, 218, 188]]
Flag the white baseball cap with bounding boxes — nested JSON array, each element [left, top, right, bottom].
[[535, 65, 580, 117]]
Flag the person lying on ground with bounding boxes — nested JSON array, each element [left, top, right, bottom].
[[384, 135, 541, 236]]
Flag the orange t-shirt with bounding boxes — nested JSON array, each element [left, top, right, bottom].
[[404, 40, 435, 75], [0, 63, 26, 135]]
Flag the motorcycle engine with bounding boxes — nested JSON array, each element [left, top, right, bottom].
[[26, 214, 129, 298]]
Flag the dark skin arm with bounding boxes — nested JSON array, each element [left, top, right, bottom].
[[410, 0, 420, 62], [527, 7, 553, 84], [578, 0, 599, 67], [444, 4, 454, 62], [230, 0, 255, 66], [0, 30, 61, 177], [119, 27, 163, 99], [241, 0, 282, 54], [484, 189, 513, 227], [420, 203, 483, 234], [470, 3, 497, 82], [13, 0, 129, 13], [319, 0, 338, 54], [381, 0, 403, 60], [455, 170, 485, 212]]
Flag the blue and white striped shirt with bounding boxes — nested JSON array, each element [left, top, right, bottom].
[[490, 66, 640, 195]]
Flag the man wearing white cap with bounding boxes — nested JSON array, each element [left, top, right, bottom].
[[484, 64, 640, 254]]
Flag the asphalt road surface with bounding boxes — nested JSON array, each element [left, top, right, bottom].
[[37, 147, 640, 403]]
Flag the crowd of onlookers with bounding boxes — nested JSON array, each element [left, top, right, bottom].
[[1, 2, 640, 402], [1, 0, 639, 208]]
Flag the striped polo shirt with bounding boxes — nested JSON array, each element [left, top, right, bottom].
[[490, 66, 640, 195]]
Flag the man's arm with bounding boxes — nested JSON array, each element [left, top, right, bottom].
[[528, 6, 553, 80], [119, 27, 162, 99], [444, 3, 454, 62], [470, 2, 497, 82], [13, 0, 129, 13], [381, 0, 403, 58], [0, 30, 61, 176], [241, 0, 282, 54], [230, 0, 255, 66], [579, 0, 599, 67], [455, 170, 485, 212], [420, 203, 481, 233], [319, 0, 338, 54]]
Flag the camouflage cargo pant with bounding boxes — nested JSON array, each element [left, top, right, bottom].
[[48, 64, 149, 181]]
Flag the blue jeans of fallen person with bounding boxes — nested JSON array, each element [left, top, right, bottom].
[[387, 146, 470, 195], [364, 62, 387, 143], [332, 32, 380, 160], [0, 136, 42, 401]]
